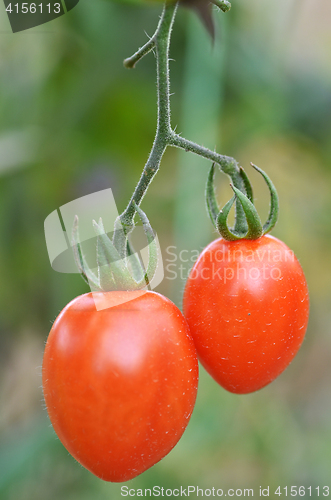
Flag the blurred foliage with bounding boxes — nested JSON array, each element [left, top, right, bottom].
[[0, 0, 331, 498]]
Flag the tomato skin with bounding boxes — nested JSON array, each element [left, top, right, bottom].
[[183, 235, 309, 394], [42, 291, 198, 482]]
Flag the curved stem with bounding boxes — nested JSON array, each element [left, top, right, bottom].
[[169, 133, 237, 175], [118, 1, 246, 240], [169, 132, 247, 232], [118, 3, 176, 233]]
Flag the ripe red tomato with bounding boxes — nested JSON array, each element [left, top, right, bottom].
[[42, 291, 198, 482], [183, 235, 309, 394]]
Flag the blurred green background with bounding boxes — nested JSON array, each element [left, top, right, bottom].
[[1, 0, 331, 498]]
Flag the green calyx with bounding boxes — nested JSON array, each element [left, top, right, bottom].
[[206, 162, 279, 241], [71, 203, 158, 292]]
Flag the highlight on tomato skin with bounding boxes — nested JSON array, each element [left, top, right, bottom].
[[42, 290, 199, 482], [183, 235, 309, 395]]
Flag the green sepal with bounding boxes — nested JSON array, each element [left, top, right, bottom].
[[72, 216, 101, 291], [239, 166, 254, 203], [132, 202, 158, 287], [216, 186, 264, 241], [112, 216, 131, 259], [250, 163, 279, 234], [93, 218, 137, 290], [206, 163, 219, 228], [231, 185, 263, 239], [94, 220, 117, 291], [71, 206, 159, 292], [216, 196, 243, 241], [126, 238, 145, 283]]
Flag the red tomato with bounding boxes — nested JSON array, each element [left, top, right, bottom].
[[42, 291, 198, 482], [183, 235, 309, 394]]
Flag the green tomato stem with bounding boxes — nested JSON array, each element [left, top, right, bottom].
[[117, 3, 176, 237], [169, 132, 248, 233], [117, 1, 252, 242], [123, 37, 156, 69]]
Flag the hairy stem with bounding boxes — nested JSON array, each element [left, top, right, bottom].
[[124, 38, 156, 69], [169, 133, 247, 230], [118, 1, 246, 242], [118, 3, 176, 233]]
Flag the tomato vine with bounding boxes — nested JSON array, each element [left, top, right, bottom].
[[119, 2, 249, 243], [106, 1, 280, 276], [72, 1, 282, 290]]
